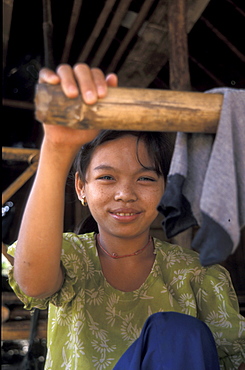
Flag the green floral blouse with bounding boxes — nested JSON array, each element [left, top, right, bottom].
[[8, 233, 245, 370]]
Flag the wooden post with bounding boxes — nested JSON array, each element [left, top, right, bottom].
[[34, 83, 223, 133], [168, 0, 191, 91], [168, 0, 192, 248]]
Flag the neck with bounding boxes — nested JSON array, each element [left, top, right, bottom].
[[96, 234, 153, 259]]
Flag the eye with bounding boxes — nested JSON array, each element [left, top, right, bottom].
[[97, 175, 114, 180], [138, 176, 156, 182]]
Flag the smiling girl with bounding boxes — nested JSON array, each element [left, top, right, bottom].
[[8, 64, 245, 369]]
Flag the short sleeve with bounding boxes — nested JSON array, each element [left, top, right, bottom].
[[7, 234, 88, 310], [195, 264, 245, 369]]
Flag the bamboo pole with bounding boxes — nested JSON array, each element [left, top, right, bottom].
[[2, 147, 40, 163], [34, 83, 223, 133]]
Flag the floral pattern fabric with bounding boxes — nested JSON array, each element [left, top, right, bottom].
[[8, 232, 245, 370]]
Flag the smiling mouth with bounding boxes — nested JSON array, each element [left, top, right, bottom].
[[114, 212, 137, 216]]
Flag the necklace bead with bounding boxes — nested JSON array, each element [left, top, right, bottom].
[[97, 234, 152, 259]]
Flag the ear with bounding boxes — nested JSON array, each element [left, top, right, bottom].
[[75, 172, 85, 200]]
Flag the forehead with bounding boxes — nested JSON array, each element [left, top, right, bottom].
[[89, 135, 153, 168]]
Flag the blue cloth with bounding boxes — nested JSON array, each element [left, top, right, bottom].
[[113, 312, 220, 370]]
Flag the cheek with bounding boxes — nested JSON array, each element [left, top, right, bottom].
[[86, 186, 110, 206], [148, 186, 164, 202]]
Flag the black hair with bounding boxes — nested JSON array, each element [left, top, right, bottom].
[[73, 130, 174, 234]]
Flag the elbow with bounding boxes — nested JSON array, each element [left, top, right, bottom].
[[14, 273, 49, 298], [13, 267, 63, 299]]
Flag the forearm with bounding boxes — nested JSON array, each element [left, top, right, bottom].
[[13, 63, 117, 298], [13, 140, 77, 298]]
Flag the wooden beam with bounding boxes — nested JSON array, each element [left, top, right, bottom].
[[107, 0, 156, 73], [2, 162, 38, 205], [2, 147, 40, 204], [3, 0, 14, 69], [3, 98, 34, 110], [77, 0, 117, 62], [201, 16, 245, 63], [168, 0, 191, 91], [42, 0, 55, 69], [2, 147, 40, 163], [189, 55, 224, 87], [117, 0, 210, 87], [61, 0, 83, 63], [34, 83, 223, 133], [168, 0, 192, 249], [90, 0, 132, 67]]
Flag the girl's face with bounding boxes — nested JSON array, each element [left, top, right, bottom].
[[75, 135, 165, 240]]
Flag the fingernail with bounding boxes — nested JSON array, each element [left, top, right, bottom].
[[98, 86, 106, 97], [85, 90, 95, 103], [68, 85, 78, 96]]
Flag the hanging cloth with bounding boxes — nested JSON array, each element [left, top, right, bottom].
[[158, 88, 245, 265]]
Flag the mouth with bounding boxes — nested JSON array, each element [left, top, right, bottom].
[[109, 209, 142, 222], [114, 212, 137, 216]]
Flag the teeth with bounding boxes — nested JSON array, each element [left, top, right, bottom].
[[115, 212, 135, 216]]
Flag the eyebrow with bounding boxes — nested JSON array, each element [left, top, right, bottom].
[[93, 164, 157, 173]]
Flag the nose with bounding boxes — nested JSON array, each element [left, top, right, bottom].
[[114, 182, 138, 202]]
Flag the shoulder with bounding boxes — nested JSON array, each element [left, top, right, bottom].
[[153, 237, 200, 265], [60, 232, 98, 272], [153, 237, 230, 280], [62, 232, 96, 253]]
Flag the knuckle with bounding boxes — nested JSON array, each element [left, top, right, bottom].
[[73, 63, 89, 72], [91, 67, 104, 78], [56, 63, 70, 74]]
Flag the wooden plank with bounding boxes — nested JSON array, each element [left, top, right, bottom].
[[34, 83, 223, 133]]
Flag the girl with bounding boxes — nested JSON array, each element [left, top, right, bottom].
[[8, 64, 245, 369]]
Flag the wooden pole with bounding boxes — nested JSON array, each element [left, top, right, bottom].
[[42, 0, 55, 69], [168, 0, 192, 249], [2, 147, 40, 162], [2, 147, 40, 205], [168, 0, 191, 91], [2, 162, 38, 205], [34, 83, 223, 133]]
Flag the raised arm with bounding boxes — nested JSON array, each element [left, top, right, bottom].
[[13, 63, 117, 298]]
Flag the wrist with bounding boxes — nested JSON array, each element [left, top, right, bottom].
[[39, 138, 79, 178]]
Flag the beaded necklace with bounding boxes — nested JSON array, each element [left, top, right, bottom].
[[96, 234, 152, 259]]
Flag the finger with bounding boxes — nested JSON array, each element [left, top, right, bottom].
[[38, 68, 60, 84], [73, 63, 98, 104], [56, 64, 79, 98], [106, 73, 118, 88], [91, 68, 108, 98]]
